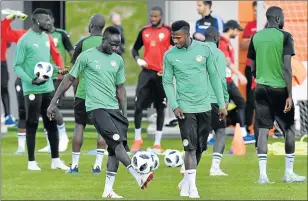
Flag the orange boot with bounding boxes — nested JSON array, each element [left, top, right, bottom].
[[131, 139, 143, 152]]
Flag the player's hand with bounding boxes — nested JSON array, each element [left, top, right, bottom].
[[174, 107, 185, 119], [238, 74, 248, 85], [219, 108, 228, 121], [137, 58, 148, 68], [32, 73, 47, 85], [58, 67, 68, 75], [284, 97, 292, 113], [47, 103, 57, 121], [157, 71, 163, 76], [194, 33, 205, 41]]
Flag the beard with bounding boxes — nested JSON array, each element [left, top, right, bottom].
[[279, 24, 284, 29], [39, 24, 50, 32], [151, 19, 161, 27], [230, 34, 236, 39]]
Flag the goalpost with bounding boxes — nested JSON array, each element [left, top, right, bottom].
[[257, 1, 308, 136]]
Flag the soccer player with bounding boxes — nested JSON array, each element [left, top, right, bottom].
[[13, 8, 69, 170], [247, 6, 306, 183], [194, 0, 224, 41], [131, 6, 173, 153], [218, 20, 255, 143], [38, 10, 74, 153], [163, 20, 227, 198], [47, 26, 154, 198]]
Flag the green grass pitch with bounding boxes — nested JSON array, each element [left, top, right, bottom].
[[1, 122, 307, 200]]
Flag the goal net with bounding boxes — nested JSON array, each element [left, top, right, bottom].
[[257, 1, 308, 136]]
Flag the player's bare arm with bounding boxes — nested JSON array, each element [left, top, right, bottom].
[[226, 58, 247, 85], [283, 55, 293, 112], [116, 83, 127, 117]]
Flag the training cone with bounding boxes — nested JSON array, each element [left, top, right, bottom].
[[231, 123, 246, 155]]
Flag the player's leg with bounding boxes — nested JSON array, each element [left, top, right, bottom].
[[245, 65, 254, 134], [92, 109, 154, 191], [272, 89, 306, 183], [1, 61, 16, 127], [15, 78, 26, 154], [41, 92, 69, 170], [254, 85, 274, 183], [132, 70, 152, 152], [24, 94, 43, 170], [210, 103, 227, 176]]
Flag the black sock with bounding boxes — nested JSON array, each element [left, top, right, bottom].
[[134, 108, 143, 129], [1, 86, 10, 116], [48, 131, 59, 158], [26, 123, 38, 161]]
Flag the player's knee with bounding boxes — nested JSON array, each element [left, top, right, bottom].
[[134, 104, 143, 114], [26, 121, 38, 130], [44, 121, 58, 133]]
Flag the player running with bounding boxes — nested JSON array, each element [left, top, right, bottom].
[[38, 10, 75, 153], [131, 6, 173, 153], [50, 14, 107, 174], [163, 20, 227, 198], [47, 26, 154, 198], [247, 6, 306, 183], [13, 8, 69, 170]]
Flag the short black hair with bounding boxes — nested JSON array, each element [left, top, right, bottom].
[[46, 9, 54, 18], [151, 6, 163, 16], [32, 8, 49, 21], [103, 26, 120, 38], [203, 1, 212, 8], [204, 27, 219, 40], [266, 6, 283, 20], [171, 20, 190, 33], [253, 1, 257, 7]]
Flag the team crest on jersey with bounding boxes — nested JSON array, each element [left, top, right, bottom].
[[53, 37, 58, 46], [158, 33, 165, 41], [96, 64, 101, 69], [111, 61, 117, 67], [46, 41, 50, 48], [150, 40, 156, 46], [196, 55, 203, 62]]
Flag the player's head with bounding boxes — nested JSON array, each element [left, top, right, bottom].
[[266, 6, 284, 29], [110, 12, 121, 26], [171, 20, 190, 49], [150, 6, 163, 27], [102, 26, 121, 54], [32, 8, 52, 32], [204, 27, 220, 46], [253, 1, 257, 18], [88, 14, 106, 34], [223, 20, 243, 38], [197, 1, 212, 15], [46, 9, 55, 31]]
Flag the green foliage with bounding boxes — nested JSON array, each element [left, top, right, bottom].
[[66, 1, 147, 84]]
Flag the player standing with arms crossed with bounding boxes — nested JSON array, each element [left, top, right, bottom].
[[131, 6, 173, 153], [13, 8, 68, 170], [48, 26, 154, 198], [163, 20, 227, 198], [247, 6, 306, 183]]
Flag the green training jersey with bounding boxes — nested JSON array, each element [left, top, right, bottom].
[[206, 42, 229, 104], [69, 48, 125, 112], [13, 29, 55, 95], [163, 40, 225, 113], [71, 35, 103, 99], [247, 28, 295, 88]]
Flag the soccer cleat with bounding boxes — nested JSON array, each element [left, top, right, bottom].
[[189, 188, 200, 199], [140, 172, 154, 190], [92, 166, 102, 174], [257, 175, 274, 184], [284, 172, 306, 183], [102, 190, 123, 199], [131, 139, 143, 153], [207, 137, 215, 145], [210, 168, 228, 176], [59, 137, 69, 152], [15, 148, 25, 155], [180, 164, 185, 175], [28, 161, 41, 171], [38, 145, 50, 153], [51, 159, 69, 170], [4, 115, 16, 127], [243, 135, 256, 144], [177, 181, 189, 197], [152, 145, 164, 153], [66, 165, 79, 174]]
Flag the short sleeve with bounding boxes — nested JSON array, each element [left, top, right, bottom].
[[218, 40, 230, 59], [116, 58, 126, 85], [242, 22, 252, 38], [283, 32, 295, 56], [69, 53, 87, 78], [247, 34, 256, 60]]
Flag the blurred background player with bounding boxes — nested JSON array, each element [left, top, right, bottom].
[[13, 8, 68, 170], [217, 19, 255, 144], [248, 6, 306, 184], [163, 20, 227, 198], [240, 1, 258, 136], [50, 14, 107, 174], [110, 12, 125, 56], [193, 0, 224, 41], [38, 9, 75, 153], [131, 6, 173, 153], [48, 26, 154, 198]]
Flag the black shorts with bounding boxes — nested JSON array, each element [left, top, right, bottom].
[[1, 61, 9, 88], [89, 108, 129, 156], [15, 78, 26, 128], [210, 103, 226, 131], [178, 111, 211, 152], [135, 69, 166, 109], [53, 79, 63, 108], [74, 97, 93, 126], [255, 84, 295, 133]]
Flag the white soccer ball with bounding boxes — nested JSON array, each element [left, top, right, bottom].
[[164, 150, 183, 167], [149, 152, 160, 171], [131, 151, 153, 174], [34, 61, 53, 80]]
